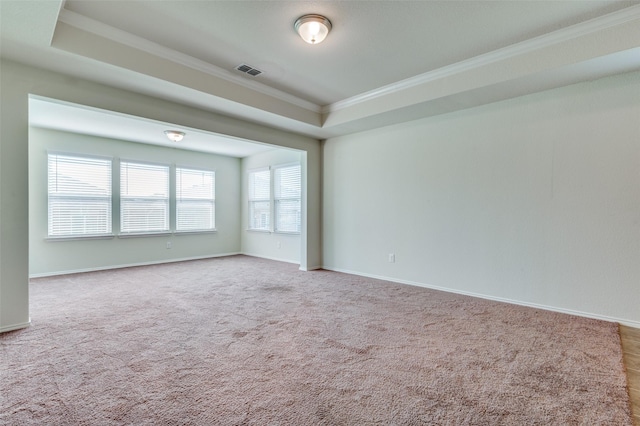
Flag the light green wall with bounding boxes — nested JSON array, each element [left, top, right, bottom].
[[0, 59, 321, 333], [323, 71, 640, 326], [241, 149, 302, 264], [0, 60, 30, 332], [29, 128, 242, 276]]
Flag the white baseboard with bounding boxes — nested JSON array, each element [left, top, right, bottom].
[[29, 252, 242, 278], [322, 266, 640, 329], [300, 264, 322, 271], [241, 252, 300, 265], [0, 320, 31, 333]]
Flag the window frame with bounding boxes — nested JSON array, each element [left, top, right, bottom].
[[119, 159, 170, 236], [175, 166, 216, 233], [47, 152, 114, 240], [247, 167, 271, 232], [45, 151, 225, 241], [273, 163, 301, 235]]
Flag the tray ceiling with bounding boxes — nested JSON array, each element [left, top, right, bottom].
[[1, 1, 639, 143]]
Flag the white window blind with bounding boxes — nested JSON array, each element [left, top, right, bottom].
[[120, 161, 169, 234], [248, 168, 271, 231], [176, 167, 215, 232], [48, 153, 112, 237], [274, 164, 301, 234]]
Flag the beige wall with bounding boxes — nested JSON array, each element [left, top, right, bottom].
[[323, 71, 640, 326]]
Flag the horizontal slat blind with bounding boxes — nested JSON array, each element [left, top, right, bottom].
[[176, 167, 215, 231], [48, 153, 112, 237], [120, 161, 169, 233], [248, 168, 270, 200], [274, 164, 301, 233], [248, 168, 270, 230]]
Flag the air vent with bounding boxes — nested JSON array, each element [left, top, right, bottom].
[[235, 64, 263, 77]]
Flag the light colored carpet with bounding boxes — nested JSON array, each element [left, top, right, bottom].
[[1, 255, 632, 425]]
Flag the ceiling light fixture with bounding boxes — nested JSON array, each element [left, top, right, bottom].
[[164, 130, 185, 142], [294, 14, 332, 44]]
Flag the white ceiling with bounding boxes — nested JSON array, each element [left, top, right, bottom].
[[2, 1, 640, 147]]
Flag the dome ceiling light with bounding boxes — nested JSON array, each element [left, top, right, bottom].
[[294, 14, 332, 45], [164, 130, 185, 142]]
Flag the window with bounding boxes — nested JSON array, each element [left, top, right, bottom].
[[274, 164, 301, 234], [248, 168, 271, 231], [48, 153, 112, 237], [47, 154, 218, 238], [120, 161, 169, 234], [176, 167, 215, 232]]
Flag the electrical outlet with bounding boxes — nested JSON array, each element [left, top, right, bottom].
[[166, 241, 172, 249], [388, 253, 395, 263]]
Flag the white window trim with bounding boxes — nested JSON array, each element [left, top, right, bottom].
[[174, 230, 217, 236], [247, 166, 271, 232], [273, 162, 301, 235], [117, 231, 172, 239], [119, 159, 170, 236], [47, 151, 114, 239], [176, 166, 217, 233], [46, 154, 222, 241], [45, 234, 115, 242]]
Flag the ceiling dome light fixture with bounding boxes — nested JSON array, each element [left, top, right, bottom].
[[294, 14, 332, 44], [164, 130, 185, 142]]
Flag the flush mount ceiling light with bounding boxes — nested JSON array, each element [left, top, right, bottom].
[[164, 130, 185, 142], [294, 14, 332, 44]]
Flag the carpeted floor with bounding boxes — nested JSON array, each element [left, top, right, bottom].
[[0, 255, 632, 425]]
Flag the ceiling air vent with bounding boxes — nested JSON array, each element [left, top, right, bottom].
[[235, 64, 263, 77]]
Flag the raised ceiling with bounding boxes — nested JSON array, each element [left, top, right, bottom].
[[60, 0, 638, 106], [1, 0, 640, 141]]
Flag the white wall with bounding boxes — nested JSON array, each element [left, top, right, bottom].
[[241, 149, 302, 264], [0, 59, 321, 333], [323, 71, 640, 326], [29, 128, 241, 276]]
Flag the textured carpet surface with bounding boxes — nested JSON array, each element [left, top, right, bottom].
[[1, 255, 632, 425]]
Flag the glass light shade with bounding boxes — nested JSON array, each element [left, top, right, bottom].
[[295, 15, 332, 44], [164, 130, 185, 142]]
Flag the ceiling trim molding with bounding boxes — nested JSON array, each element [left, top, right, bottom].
[[56, 9, 322, 114], [323, 4, 640, 114]]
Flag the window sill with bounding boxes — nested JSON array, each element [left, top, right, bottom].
[[274, 231, 301, 235], [46, 231, 219, 241], [118, 232, 171, 239], [45, 234, 115, 242], [174, 230, 217, 236], [246, 229, 271, 233]]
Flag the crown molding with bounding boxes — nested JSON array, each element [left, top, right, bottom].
[[56, 9, 322, 114], [323, 4, 640, 114]]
